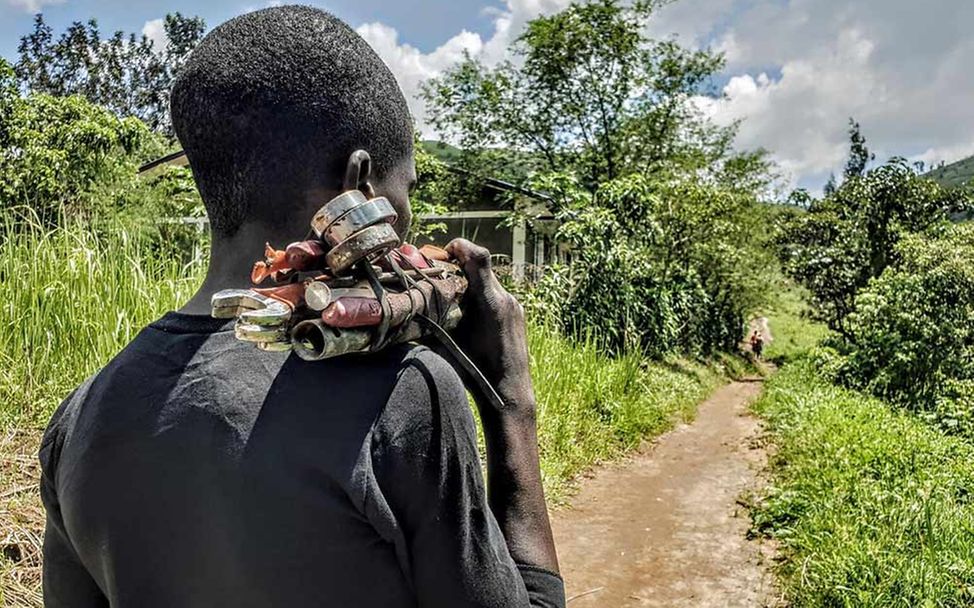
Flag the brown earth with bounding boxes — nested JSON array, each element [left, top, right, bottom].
[[551, 380, 781, 607], [0, 430, 44, 608]]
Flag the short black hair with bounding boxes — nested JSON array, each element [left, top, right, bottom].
[[171, 5, 414, 237]]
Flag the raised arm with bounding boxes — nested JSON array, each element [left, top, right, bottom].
[[443, 238, 560, 573], [331, 238, 563, 605]]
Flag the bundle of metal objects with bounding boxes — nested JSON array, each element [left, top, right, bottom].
[[210, 187, 467, 361]]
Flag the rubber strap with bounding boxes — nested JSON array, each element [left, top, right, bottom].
[[415, 314, 507, 413], [363, 262, 393, 352]]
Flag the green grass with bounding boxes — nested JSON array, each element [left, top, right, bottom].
[[757, 282, 830, 364], [0, 209, 732, 487], [752, 360, 974, 606], [529, 323, 727, 500], [1, 211, 739, 604], [0, 212, 202, 431]]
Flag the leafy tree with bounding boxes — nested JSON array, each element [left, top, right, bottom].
[[0, 58, 163, 223], [821, 119, 874, 195], [423, 0, 776, 355], [15, 12, 204, 133], [422, 0, 741, 190], [776, 158, 970, 336], [0, 58, 17, 146], [843, 118, 874, 180], [530, 169, 771, 355], [408, 137, 450, 239], [823, 172, 837, 196]]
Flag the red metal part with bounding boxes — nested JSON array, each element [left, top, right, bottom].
[[285, 240, 328, 271], [254, 282, 307, 311], [251, 242, 292, 284]]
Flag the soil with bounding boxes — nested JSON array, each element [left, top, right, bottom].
[[550, 380, 780, 607], [0, 430, 44, 608]]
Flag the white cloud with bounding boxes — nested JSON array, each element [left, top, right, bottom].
[[653, 0, 974, 190], [477, 0, 572, 65], [696, 28, 882, 184], [141, 18, 167, 54], [358, 0, 573, 134], [241, 1, 284, 16], [360, 0, 974, 190], [357, 22, 484, 132], [914, 142, 974, 173], [6, 0, 64, 13]]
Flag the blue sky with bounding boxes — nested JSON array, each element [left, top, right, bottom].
[[0, 0, 499, 59], [2, 0, 973, 193]]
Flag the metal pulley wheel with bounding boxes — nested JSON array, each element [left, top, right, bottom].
[[311, 190, 400, 274]]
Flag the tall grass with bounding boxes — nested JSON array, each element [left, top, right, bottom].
[[753, 361, 974, 606], [0, 211, 202, 430], [0, 209, 731, 479], [529, 324, 726, 499]]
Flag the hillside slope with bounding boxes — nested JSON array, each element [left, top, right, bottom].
[[926, 153, 974, 187]]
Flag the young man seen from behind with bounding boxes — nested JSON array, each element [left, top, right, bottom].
[[39, 6, 564, 607]]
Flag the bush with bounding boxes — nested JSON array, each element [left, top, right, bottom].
[[776, 159, 970, 336], [530, 171, 772, 356], [837, 224, 974, 435], [0, 58, 183, 228], [753, 361, 974, 606]]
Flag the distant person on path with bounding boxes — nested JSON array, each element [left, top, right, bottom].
[[38, 6, 563, 607], [750, 330, 764, 359]]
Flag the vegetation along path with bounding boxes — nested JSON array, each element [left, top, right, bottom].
[[551, 379, 779, 607]]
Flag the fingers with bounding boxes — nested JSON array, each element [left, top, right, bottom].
[[444, 238, 497, 286]]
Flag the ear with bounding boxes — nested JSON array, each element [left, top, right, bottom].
[[343, 150, 376, 198]]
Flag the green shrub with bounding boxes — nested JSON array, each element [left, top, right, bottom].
[[776, 159, 970, 337], [753, 361, 974, 606], [0, 60, 166, 223], [837, 224, 974, 435], [530, 170, 772, 356]]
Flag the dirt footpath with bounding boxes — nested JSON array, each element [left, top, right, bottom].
[[551, 381, 778, 607]]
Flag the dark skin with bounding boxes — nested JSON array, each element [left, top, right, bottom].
[[180, 150, 560, 575]]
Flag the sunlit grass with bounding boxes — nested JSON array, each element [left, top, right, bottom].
[[0, 211, 202, 430], [751, 273, 974, 605], [758, 280, 830, 363], [529, 324, 727, 500], [752, 361, 974, 606], [0, 209, 741, 604], [0, 209, 732, 485]]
